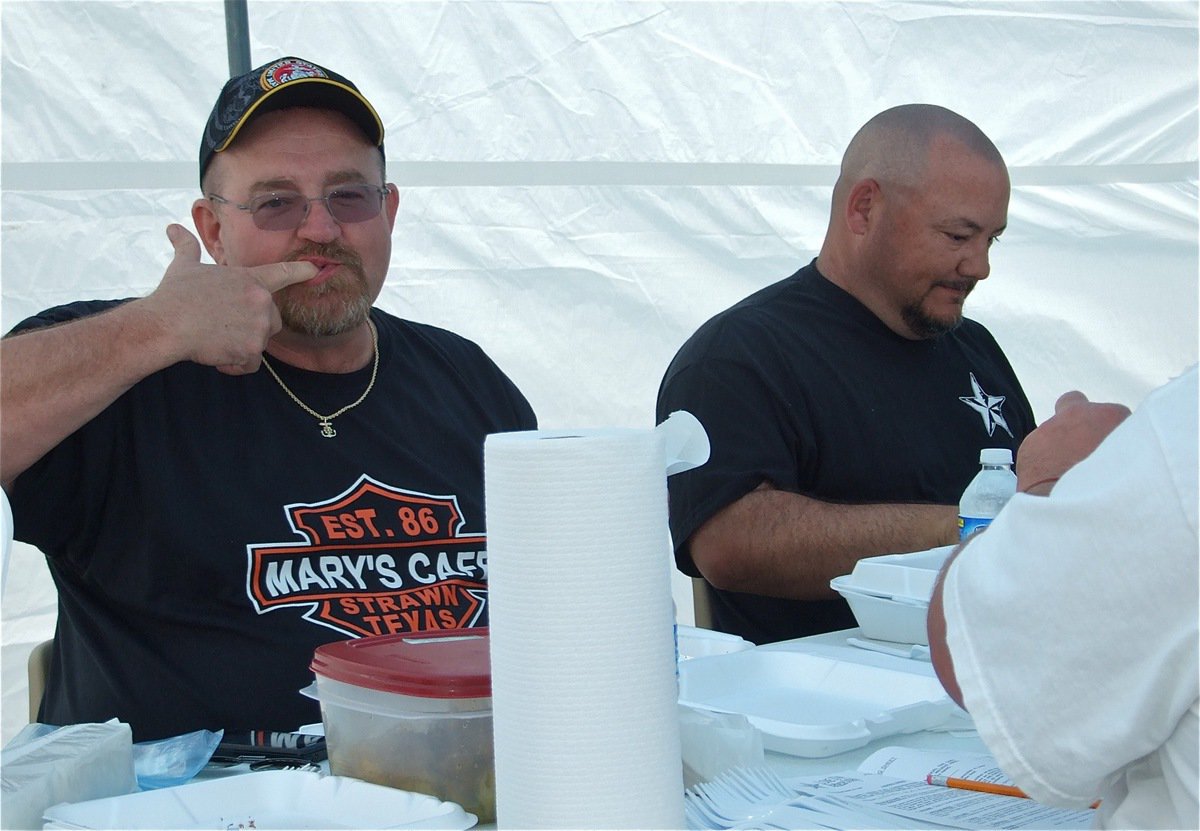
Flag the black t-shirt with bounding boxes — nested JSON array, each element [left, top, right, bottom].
[[656, 261, 1035, 644], [9, 301, 536, 740]]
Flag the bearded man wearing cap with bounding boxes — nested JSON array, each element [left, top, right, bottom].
[[1, 57, 537, 741]]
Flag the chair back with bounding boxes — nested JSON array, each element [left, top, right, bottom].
[[691, 577, 714, 630], [27, 638, 52, 722]]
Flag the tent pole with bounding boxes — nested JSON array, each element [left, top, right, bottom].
[[224, 0, 251, 77]]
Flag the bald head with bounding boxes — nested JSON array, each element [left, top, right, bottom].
[[816, 104, 1012, 340], [833, 104, 1005, 203]]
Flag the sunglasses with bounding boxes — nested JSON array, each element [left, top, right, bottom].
[[207, 183, 388, 231]]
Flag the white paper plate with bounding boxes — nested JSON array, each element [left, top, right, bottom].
[[678, 649, 960, 758], [42, 770, 477, 829]]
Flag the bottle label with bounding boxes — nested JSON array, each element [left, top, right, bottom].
[[958, 515, 993, 540]]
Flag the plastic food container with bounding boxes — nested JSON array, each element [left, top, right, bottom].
[[307, 628, 494, 823]]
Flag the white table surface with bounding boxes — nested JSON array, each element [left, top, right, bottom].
[[32, 626, 974, 829], [195, 628, 978, 810]]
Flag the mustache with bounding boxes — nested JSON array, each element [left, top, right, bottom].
[[285, 242, 365, 275], [933, 279, 976, 294]]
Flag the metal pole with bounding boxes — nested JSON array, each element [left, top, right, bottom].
[[224, 0, 251, 77]]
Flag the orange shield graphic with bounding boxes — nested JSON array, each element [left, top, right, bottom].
[[248, 476, 487, 637]]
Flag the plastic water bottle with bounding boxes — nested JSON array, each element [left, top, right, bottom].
[[958, 448, 1017, 540], [672, 598, 680, 676]]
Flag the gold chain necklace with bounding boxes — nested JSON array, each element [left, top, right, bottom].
[[261, 320, 379, 439]]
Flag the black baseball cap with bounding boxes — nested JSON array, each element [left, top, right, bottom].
[[199, 56, 385, 184]]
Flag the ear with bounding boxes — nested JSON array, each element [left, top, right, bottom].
[[191, 197, 227, 264], [383, 183, 400, 232], [844, 178, 880, 236]]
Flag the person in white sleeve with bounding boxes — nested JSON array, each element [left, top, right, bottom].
[[928, 365, 1198, 830]]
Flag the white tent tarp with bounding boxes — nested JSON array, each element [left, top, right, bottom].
[[2, 1, 1197, 745]]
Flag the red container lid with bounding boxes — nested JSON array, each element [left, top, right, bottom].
[[310, 627, 491, 699]]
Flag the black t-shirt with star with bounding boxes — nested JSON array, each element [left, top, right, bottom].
[[656, 260, 1035, 644]]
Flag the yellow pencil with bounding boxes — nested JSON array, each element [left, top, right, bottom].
[[927, 774, 1027, 799], [926, 774, 1101, 809]]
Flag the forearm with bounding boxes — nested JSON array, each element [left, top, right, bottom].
[[689, 486, 959, 600], [927, 538, 970, 708], [1, 301, 182, 487]]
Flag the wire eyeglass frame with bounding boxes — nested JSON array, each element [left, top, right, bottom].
[[206, 183, 389, 231]]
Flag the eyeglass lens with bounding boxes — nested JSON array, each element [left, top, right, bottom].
[[249, 184, 385, 231]]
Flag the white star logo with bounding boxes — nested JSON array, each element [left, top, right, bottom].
[[959, 373, 1013, 437]]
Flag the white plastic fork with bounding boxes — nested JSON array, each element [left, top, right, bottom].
[[687, 785, 831, 831], [686, 792, 737, 830], [690, 783, 750, 826], [686, 781, 750, 829], [686, 780, 758, 826], [724, 766, 795, 802], [684, 796, 717, 830], [685, 766, 800, 828]]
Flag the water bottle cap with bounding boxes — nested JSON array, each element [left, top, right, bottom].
[[979, 447, 1013, 465]]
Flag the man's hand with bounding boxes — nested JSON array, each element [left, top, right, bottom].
[[146, 224, 317, 374], [0, 225, 321, 487], [1015, 390, 1131, 495]]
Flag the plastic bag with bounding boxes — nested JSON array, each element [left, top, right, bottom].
[[1, 720, 137, 829], [679, 703, 765, 789], [132, 728, 223, 790]]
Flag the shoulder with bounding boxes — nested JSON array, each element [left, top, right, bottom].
[[668, 265, 824, 368], [944, 317, 1025, 378], [1146, 364, 1197, 418], [372, 309, 497, 366], [1139, 365, 1198, 495], [952, 316, 1002, 345], [685, 268, 810, 343], [940, 317, 1020, 370], [370, 310, 532, 420]]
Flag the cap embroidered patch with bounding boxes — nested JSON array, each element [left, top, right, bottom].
[[260, 58, 329, 90]]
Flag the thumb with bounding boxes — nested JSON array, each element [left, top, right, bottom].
[[165, 223, 202, 266], [1054, 390, 1089, 415], [254, 259, 319, 293]]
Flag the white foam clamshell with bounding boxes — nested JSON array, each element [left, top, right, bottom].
[[829, 545, 955, 645], [678, 649, 961, 758], [829, 578, 932, 645], [841, 545, 956, 602], [676, 624, 753, 661]]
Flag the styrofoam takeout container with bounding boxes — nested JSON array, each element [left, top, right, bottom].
[[306, 628, 495, 824], [676, 624, 753, 661], [844, 545, 955, 602], [830, 577, 932, 644], [829, 546, 955, 644], [678, 649, 959, 757]]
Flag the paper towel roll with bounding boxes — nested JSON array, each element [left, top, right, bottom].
[[485, 427, 686, 829]]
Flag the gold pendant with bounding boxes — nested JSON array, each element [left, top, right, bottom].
[[319, 420, 337, 438]]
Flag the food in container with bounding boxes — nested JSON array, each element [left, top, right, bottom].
[[308, 628, 495, 823]]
